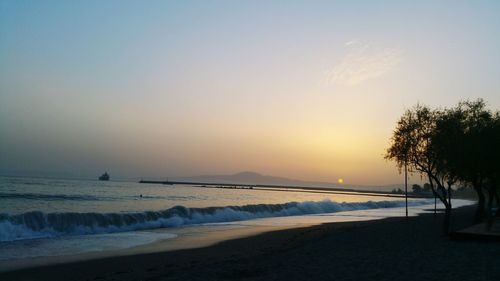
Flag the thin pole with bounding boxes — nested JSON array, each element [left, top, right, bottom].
[[405, 160, 408, 218], [434, 194, 437, 215]]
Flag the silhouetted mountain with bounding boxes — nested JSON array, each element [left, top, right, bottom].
[[177, 171, 331, 188]]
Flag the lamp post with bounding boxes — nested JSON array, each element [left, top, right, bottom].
[[405, 158, 408, 218]]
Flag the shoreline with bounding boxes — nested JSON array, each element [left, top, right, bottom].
[[2, 205, 498, 281], [0, 201, 418, 272]]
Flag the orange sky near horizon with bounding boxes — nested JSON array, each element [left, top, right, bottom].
[[1, 1, 500, 185]]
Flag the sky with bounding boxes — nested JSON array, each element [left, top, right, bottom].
[[1, 0, 500, 185]]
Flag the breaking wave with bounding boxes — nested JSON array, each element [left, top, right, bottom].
[[0, 199, 431, 242]]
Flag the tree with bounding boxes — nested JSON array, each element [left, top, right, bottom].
[[385, 104, 453, 233], [438, 100, 499, 222], [387, 99, 500, 230], [392, 188, 404, 194], [480, 111, 500, 220], [412, 184, 422, 193]]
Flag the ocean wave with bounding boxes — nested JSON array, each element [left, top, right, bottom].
[[0, 199, 431, 242], [0, 192, 102, 201]]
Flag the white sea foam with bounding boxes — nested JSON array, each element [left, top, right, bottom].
[[0, 199, 432, 242]]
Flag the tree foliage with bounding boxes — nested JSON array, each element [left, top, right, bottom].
[[386, 99, 500, 232]]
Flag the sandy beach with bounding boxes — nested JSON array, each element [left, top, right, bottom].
[[1, 205, 498, 281], [3, 1, 500, 280]]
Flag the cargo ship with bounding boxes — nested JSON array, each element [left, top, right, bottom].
[[98, 172, 110, 181]]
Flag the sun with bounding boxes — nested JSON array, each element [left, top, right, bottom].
[[337, 178, 344, 184]]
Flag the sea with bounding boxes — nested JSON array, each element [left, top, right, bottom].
[[0, 176, 472, 271]]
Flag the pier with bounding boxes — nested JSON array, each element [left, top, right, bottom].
[[138, 180, 428, 198]]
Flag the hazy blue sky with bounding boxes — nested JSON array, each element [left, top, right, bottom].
[[1, 0, 500, 184]]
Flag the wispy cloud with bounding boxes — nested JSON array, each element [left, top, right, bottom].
[[323, 41, 403, 86]]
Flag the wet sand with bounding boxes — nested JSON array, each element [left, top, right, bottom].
[[2, 205, 498, 281]]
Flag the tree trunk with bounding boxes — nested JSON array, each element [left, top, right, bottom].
[[487, 185, 494, 212], [429, 174, 452, 234], [494, 186, 500, 217], [473, 184, 485, 223], [490, 179, 499, 217], [427, 175, 437, 216], [444, 183, 453, 234], [443, 206, 452, 234]]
